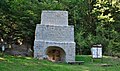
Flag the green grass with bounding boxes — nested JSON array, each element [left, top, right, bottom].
[[0, 54, 120, 71]]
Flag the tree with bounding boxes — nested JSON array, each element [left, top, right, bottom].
[[92, 0, 120, 55], [0, 0, 120, 55]]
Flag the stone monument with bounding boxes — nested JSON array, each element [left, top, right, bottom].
[[34, 11, 75, 62]]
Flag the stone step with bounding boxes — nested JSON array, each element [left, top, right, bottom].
[[68, 61, 84, 65]]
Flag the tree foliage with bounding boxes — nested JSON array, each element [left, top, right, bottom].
[[0, 0, 120, 55], [91, 0, 120, 55]]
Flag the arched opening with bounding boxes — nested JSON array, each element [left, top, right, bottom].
[[45, 46, 66, 62]]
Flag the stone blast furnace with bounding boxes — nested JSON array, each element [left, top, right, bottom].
[[34, 11, 75, 62]]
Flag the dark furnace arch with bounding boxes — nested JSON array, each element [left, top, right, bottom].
[[45, 46, 66, 62]]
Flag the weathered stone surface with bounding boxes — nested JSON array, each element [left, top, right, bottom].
[[34, 11, 75, 62], [41, 11, 68, 26], [35, 25, 74, 42]]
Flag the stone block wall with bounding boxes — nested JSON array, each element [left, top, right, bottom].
[[41, 11, 68, 26], [35, 24, 74, 42], [34, 41, 75, 62], [34, 11, 76, 62]]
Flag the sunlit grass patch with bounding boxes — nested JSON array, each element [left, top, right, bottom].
[[0, 57, 5, 61], [0, 54, 120, 71]]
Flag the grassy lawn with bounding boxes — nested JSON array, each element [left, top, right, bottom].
[[0, 54, 120, 71]]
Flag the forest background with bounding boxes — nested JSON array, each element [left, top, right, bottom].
[[0, 0, 120, 56]]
